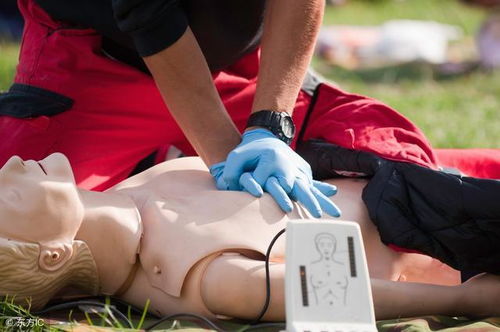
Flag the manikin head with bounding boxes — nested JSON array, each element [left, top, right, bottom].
[[315, 233, 337, 260], [0, 153, 98, 309]]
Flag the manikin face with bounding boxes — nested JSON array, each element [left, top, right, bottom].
[[0, 153, 83, 247], [316, 236, 336, 259]]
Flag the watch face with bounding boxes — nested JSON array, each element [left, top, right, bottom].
[[281, 116, 296, 138]]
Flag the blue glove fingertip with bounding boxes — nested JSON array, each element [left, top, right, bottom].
[[278, 200, 293, 213], [326, 187, 338, 196], [325, 205, 341, 218], [311, 186, 342, 218], [293, 181, 323, 218], [276, 193, 294, 213], [313, 180, 338, 196], [311, 209, 322, 218], [265, 177, 294, 213], [240, 172, 264, 197], [282, 201, 294, 213]]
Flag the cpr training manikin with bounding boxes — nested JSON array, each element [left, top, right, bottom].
[[1, 153, 499, 322]]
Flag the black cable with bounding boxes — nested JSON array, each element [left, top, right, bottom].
[[33, 300, 134, 329], [143, 313, 226, 331], [48, 296, 155, 318], [250, 228, 286, 325], [242, 322, 286, 331]]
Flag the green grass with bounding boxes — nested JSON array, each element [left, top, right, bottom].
[[0, 298, 279, 331], [0, 297, 57, 331], [0, 42, 18, 91], [0, 297, 153, 331], [0, 0, 498, 148]]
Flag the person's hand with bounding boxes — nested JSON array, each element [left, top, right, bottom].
[[209, 161, 264, 197], [220, 128, 342, 218]]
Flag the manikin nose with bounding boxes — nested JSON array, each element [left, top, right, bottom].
[[1, 156, 26, 173]]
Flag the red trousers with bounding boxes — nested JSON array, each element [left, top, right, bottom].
[[3, 0, 494, 191]]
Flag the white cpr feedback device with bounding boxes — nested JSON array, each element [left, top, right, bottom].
[[285, 220, 377, 332]]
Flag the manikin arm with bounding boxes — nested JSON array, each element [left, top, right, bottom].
[[200, 254, 500, 321]]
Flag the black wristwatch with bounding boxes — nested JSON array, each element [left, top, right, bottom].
[[246, 110, 296, 145]]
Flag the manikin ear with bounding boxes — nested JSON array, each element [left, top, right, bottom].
[[38, 242, 74, 272]]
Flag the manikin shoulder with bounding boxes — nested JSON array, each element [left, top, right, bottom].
[[109, 157, 211, 193]]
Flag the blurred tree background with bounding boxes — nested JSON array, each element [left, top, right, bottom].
[[0, 0, 498, 148]]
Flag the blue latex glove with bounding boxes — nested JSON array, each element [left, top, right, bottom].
[[220, 128, 341, 218], [209, 161, 264, 197]]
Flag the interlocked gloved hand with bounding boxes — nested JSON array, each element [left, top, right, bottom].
[[211, 128, 341, 218], [209, 161, 264, 198], [209, 161, 229, 190]]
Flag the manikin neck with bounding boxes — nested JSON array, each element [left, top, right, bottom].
[[76, 189, 142, 295]]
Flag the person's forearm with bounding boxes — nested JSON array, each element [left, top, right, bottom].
[[252, 0, 324, 115], [143, 28, 241, 166]]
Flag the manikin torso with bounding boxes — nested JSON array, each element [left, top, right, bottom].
[[77, 157, 459, 318]]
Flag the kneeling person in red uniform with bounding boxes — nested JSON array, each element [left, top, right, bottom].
[[0, 0, 439, 217]]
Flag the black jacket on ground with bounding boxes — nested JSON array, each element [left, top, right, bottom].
[[361, 161, 500, 274], [298, 139, 500, 274]]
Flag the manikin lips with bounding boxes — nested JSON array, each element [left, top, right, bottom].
[[37, 162, 47, 175]]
